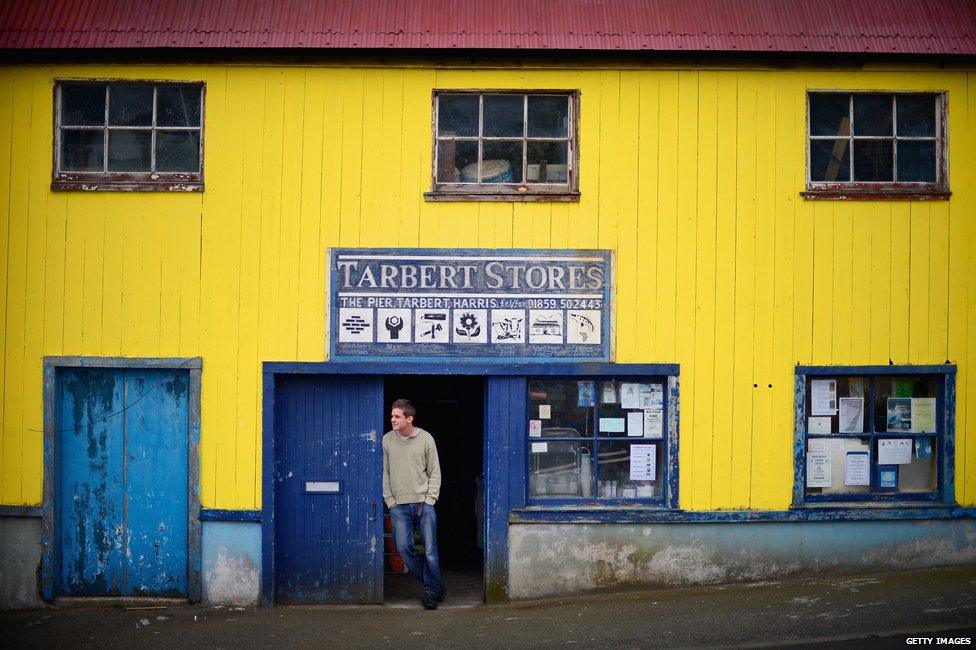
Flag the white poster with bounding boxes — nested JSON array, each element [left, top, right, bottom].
[[806, 451, 831, 487], [643, 409, 664, 438], [845, 451, 870, 486], [629, 444, 656, 481], [838, 397, 864, 433], [638, 383, 663, 409], [529, 420, 542, 437], [878, 438, 913, 465], [626, 411, 644, 437], [811, 379, 837, 415], [808, 417, 832, 434], [620, 383, 640, 410], [599, 417, 626, 433]]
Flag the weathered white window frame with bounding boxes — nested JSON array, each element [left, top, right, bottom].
[[53, 80, 205, 192], [426, 90, 580, 202]]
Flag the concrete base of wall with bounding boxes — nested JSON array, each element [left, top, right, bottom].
[[202, 521, 261, 606], [508, 519, 976, 600], [0, 517, 43, 609]]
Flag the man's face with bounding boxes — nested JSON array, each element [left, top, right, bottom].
[[391, 407, 413, 433]]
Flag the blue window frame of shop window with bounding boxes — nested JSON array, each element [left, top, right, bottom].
[[525, 376, 677, 507], [792, 364, 956, 507]]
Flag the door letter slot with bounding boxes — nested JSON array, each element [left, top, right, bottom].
[[304, 480, 341, 493]]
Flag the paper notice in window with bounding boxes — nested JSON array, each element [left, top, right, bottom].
[[643, 408, 664, 438], [531, 442, 548, 454], [806, 451, 831, 487], [878, 438, 913, 464], [630, 444, 656, 481], [912, 397, 936, 432], [599, 417, 626, 433], [808, 417, 831, 434], [539, 404, 551, 420], [838, 397, 864, 433], [626, 411, 643, 437], [811, 379, 837, 415], [620, 383, 640, 409], [638, 383, 663, 409], [845, 451, 870, 486], [529, 420, 542, 437]]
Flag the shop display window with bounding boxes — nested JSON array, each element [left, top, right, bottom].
[[797, 367, 953, 503], [527, 378, 668, 503]]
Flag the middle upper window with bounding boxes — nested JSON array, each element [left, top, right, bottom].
[[428, 91, 579, 201]]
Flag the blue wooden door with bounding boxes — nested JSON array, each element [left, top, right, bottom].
[[273, 375, 383, 603], [58, 368, 189, 596]]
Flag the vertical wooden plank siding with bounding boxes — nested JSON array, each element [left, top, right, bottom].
[[0, 64, 974, 510]]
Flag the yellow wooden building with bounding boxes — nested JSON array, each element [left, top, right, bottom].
[[0, 0, 974, 608]]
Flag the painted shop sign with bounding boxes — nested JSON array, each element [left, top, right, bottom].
[[329, 248, 612, 360]]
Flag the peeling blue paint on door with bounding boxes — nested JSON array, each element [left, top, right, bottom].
[[273, 374, 383, 603], [58, 368, 189, 597]]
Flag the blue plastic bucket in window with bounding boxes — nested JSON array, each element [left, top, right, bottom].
[[461, 159, 512, 183]]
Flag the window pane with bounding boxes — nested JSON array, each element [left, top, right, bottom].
[[60, 129, 104, 170], [157, 85, 202, 127], [108, 84, 153, 126], [597, 381, 664, 437], [529, 440, 591, 498], [481, 141, 522, 183], [892, 437, 937, 492], [809, 93, 850, 136], [806, 377, 868, 434], [527, 141, 568, 182], [528, 380, 593, 437], [156, 131, 201, 172], [853, 140, 893, 181], [437, 94, 478, 137], [809, 139, 850, 182], [437, 139, 477, 182], [853, 94, 893, 136], [598, 441, 661, 499], [483, 94, 524, 137], [61, 84, 106, 126], [806, 438, 872, 496], [873, 376, 938, 433], [527, 95, 568, 137], [107, 130, 151, 171], [897, 140, 936, 182], [896, 95, 936, 137]]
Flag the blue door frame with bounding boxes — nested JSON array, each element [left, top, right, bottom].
[[41, 356, 203, 603], [262, 360, 678, 605]]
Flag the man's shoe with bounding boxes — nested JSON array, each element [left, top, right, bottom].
[[436, 588, 446, 602], [422, 592, 438, 610]]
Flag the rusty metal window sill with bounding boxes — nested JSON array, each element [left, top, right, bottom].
[[424, 190, 580, 202], [802, 189, 950, 201]]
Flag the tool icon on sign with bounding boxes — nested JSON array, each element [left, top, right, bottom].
[[385, 316, 404, 339], [420, 312, 446, 339]]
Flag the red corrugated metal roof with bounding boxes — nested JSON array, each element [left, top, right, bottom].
[[1, 0, 974, 55]]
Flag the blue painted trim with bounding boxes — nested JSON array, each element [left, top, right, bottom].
[[44, 355, 203, 370], [666, 375, 680, 509], [264, 361, 679, 377], [261, 370, 276, 607], [795, 364, 955, 376], [943, 372, 957, 504], [792, 373, 806, 507], [199, 509, 262, 522], [509, 506, 976, 524], [0, 505, 42, 517]]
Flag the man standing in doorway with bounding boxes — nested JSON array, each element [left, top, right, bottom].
[[383, 398, 445, 609]]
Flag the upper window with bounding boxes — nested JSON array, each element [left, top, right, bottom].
[[806, 92, 948, 198], [527, 377, 675, 505], [795, 366, 955, 505], [54, 81, 204, 191], [428, 91, 579, 201]]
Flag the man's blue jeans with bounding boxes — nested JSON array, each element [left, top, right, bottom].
[[390, 502, 444, 597]]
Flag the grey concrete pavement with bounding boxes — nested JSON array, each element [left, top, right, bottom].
[[3, 564, 976, 648]]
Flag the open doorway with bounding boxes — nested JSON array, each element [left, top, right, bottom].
[[383, 375, 485, 606]]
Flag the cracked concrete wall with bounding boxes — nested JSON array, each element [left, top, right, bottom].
[[508, 520, 976, 599], [0, 517, 43, 609], [202, 522, 261, 606]]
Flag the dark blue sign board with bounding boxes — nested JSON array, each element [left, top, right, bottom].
[[328, 248, 612, 361]]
